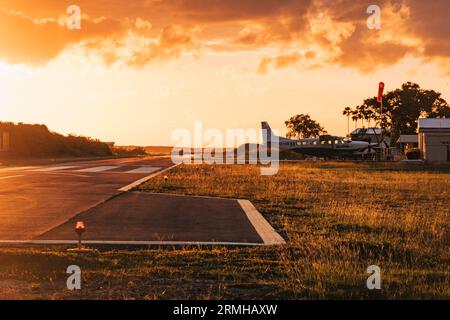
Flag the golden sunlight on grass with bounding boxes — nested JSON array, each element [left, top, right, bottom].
[[138, 162, 449, 298], [0, 162, 448, 299]]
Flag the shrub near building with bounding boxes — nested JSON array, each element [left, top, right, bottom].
[[405, 148, 421, 160]]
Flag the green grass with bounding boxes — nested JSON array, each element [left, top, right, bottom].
[[0, 162, 449, 299]]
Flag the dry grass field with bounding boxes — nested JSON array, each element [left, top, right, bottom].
[[0, 162, 448, 299]]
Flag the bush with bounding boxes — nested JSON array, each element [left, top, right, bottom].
[[0, 122, 112, 159], [113, 147, 147, 156], [406, 147, 421, 160]]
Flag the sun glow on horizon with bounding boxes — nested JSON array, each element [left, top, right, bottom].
[[0, 1, 449, 145]]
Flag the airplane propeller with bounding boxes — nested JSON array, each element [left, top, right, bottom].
[[361, 141, 379, 154]]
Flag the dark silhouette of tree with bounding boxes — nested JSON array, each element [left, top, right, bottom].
[[351, 110, 359, 129], [285, 114, 327, 139], [342, 107, 352, 136], [343, 82, 450, 142]]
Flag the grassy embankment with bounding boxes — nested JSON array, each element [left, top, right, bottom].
[[0, 122, 158, 166], [0, 122, 112, 161], [0, 162, 449, 299]]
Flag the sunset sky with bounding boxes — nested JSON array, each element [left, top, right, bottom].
[[0, 0, 449, 145]]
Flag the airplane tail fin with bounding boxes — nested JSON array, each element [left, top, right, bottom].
[[261, 121, 274, 145], [261, 121, 272, 133]]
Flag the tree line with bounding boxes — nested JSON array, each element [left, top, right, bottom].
[[0, 122, 112, 159], [285, 82, 449, 142], [342, 82, 449, 140]]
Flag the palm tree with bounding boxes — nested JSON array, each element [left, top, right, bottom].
[[342, 107, 352, 136], [356, 105, 365, 128], [351, 110, 359, 129], [366, 109, 374, 127]]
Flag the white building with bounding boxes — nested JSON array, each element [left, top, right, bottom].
[[350, 127, 390, 146], [418, 118, 450, 162], [397, 134, 418, 152]]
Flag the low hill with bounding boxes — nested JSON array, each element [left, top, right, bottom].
[[0, 122, 112, 159]]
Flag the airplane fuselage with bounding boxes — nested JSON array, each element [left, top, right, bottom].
[[261, 121, 375, 159], [279, 137, 370, 157]]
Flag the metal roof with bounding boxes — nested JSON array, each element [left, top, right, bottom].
[[418, 118, 450, 129], [397, 135, 418, 144], [350, 128, 382, 135]]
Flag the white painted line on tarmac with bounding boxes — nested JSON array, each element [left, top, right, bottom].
[[118, 164, 180, 192], [32, 166, 78, 172], [75, 166, 119, 172], [0, 240, 264, 247], [46, 172, 91, 178], [238, 199, 285, 245], [0, 166, 41, 172], [125, 166, 160, 174], [141, 192, 235, 201], [0, 175, 24, 180]]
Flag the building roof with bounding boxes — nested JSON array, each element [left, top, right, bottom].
[[397, 135, 418, 144], [418, 118, 450, 129], [350, 127, 382, 135]]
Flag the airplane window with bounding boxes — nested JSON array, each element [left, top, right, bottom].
[[335, 140, 339, 144], [313, 141, 317, 145], [328, 141, 332, 144]]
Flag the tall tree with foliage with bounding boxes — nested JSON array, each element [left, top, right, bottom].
[[285, 114, 327, 139], [343, 82, 450, 142], [342, 107, 352, 136]]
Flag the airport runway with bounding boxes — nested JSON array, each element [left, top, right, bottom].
[[0, 156, 284, 246], [0, 157, 174, 240], [37, 193, 264, 244]]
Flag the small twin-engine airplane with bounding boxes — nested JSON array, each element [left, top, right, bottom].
[[261, 122, 385, 159]]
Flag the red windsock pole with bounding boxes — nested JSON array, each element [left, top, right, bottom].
[[377, 82, 385, 127], [377, 82, 385, 103]]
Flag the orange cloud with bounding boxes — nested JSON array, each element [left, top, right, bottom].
[[251, 0, 449, 74], [97, 24, 202, 67], [0, 8, 123, 65], [258, 51, 317, 73], [0, 0, 448, 74]]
